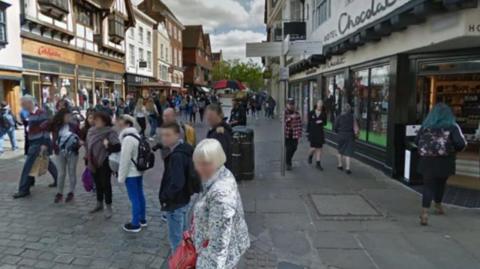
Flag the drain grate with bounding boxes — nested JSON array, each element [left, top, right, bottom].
[[310, 194, 381, 217]]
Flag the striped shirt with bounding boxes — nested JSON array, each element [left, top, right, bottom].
[[27, 108, 51, 146]]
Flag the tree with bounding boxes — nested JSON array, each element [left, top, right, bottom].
[[212, 59, 264, 91]]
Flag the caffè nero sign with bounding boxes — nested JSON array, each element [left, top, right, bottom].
[[320, 0, 410, 45]]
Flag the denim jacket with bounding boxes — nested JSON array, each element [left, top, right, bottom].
[[193, 166, 250, 269]]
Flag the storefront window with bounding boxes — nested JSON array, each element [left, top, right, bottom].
[[369, 66, 390, 147], [353, 69, 369, 142], [78, 80, 93, 110], [324, 74, 345, 130], [352, 65, 390, 147]]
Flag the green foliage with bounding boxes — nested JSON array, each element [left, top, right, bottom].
[[212, 59, 264, 91]]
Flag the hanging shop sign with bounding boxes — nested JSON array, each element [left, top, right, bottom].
[[284, 22, 307, 41], [321, 0, 410, 45]]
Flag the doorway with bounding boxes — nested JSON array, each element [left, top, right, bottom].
[[417, 74, 480, 189]]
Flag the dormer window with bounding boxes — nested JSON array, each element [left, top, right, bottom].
[[108, 12, 125, 44], [38, 0, 69, 20]]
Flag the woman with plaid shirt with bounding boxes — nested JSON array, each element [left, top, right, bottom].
[[284, 99, 302, 170]]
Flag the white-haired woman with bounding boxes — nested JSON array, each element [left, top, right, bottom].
[[192, 139, 250, 269]]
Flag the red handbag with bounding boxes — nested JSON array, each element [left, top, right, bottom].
[[168, 230, 198, 269]]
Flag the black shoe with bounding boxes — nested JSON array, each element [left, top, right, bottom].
[[123, 223, 142, 233], [48, 183, 57, 188], [346, 169, 352, 175], [13, 192, 31, 199], [54, 193, 63, 203], [337, 166, 344, 171], [286, 164, 292, 171], [308, 155, 313, 164], [30, 179, 35, 187], [140, 220, 148, 227], [65, 192, 74, 203], [316, 162, 324, 171]]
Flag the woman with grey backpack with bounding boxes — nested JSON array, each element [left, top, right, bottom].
[[49, 109, 81, 204], [416, 103, 467, 226]]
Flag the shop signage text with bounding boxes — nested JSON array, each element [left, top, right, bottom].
[[326, 57, 346, 68], [38, 46, 62, 58], [468, 24, 480, 33], [322, 0, 408, 44], [338, 0, 397, 35]]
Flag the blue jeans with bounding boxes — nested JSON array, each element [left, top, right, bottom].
[[148, 115, 158, 137], [166, 205, 188, 251], [0, 127, 18, 152], [19, 145, 58, 194], [125, 176, 146, 227]]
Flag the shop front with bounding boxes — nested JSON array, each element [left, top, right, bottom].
[[289, 74, 320, 126], [21, 38, 125, 109], [125, 73, 170, 99], [409, 51, 480, 190], [0, 69, 22, 116]]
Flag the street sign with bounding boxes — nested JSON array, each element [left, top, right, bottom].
[[246, 42, 282, 57], [279, 67, 289, 81], [283, 35, 290, 55], [288, 40, 323, 56]]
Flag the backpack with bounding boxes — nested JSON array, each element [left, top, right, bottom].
[[126, 134, 155, 172], [417, 128, 454, 157], [182, 124, 197, 147], [0, 113, 13, 129]]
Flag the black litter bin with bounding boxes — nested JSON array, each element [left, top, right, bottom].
[[231, 126, 255, 181]]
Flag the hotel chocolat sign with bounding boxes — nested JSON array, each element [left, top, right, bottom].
[[323, 0, 408, 44]]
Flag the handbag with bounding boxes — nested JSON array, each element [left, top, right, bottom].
[[168, 230, 198, 269], [29, 154, 49, 177], [82, 168, 95, 192], [353, 119, 360, 138]]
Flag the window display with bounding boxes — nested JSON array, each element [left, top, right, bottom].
[[324, 73, 345, 130], [352, 65, 390, 147]]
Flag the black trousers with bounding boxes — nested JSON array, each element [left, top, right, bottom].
[[137, 117, 146, 136], [285, 138, 298, 166], [422, 177, 448, 208], [93, 160, 112, 205], [199, 108, 205, 122]]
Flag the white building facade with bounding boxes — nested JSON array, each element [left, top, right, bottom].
[[125, 6, 157, 98], [0, 0, 22, 115], [155, 21, 171, 86]]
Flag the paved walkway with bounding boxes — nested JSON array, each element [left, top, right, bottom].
[[0, 117, 479, 269]]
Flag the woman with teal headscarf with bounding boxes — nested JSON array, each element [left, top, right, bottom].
[[416, 103, 467, 226]]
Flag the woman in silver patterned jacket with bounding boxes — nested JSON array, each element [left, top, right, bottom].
[[192, 139, 250, 269]]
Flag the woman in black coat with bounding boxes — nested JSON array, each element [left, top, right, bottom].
[[307, 100, 327, 170], [416, 103, 467, 226]]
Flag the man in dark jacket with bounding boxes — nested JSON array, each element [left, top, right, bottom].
[[159, 122, 194, 251], [229, 99, 247, 127], [205, 104, 233, 170]]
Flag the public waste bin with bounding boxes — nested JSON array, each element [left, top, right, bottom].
[[231, 126, 255, 181]]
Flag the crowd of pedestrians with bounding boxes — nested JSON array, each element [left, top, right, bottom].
[[9, 91, 252, 269]]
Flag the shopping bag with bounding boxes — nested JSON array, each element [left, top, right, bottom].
[[29, 155, 49, 177], [82, 168, 95, 192], [168, 230, 198, 269]]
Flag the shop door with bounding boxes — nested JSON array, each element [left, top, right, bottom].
[[417, 75, 480, 189]]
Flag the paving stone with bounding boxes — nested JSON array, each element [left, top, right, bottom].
[[2, 255, 22, 265], [18, 258, 37, 266], [277, 262, 307, 269], [54, 254, 75, 264], [4, 247, 24, 255], [311, 194, 380, 217], [72, 257, 92, 266], [35, 260, 55, 269], [38, 252, 57, 261], [21, 249, 42, 259]]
